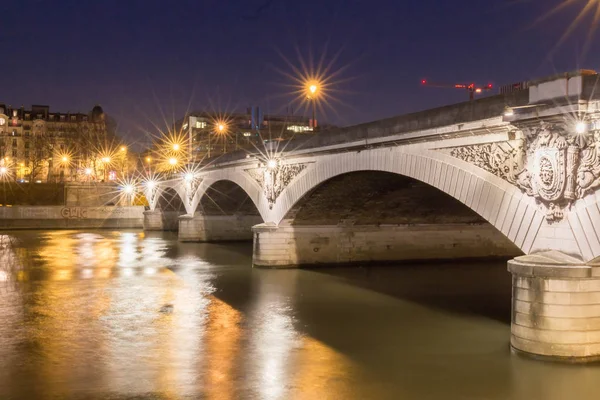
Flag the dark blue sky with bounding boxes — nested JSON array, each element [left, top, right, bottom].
[[2, 0, 599, 144]]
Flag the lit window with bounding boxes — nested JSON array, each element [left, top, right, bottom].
[[286, 125, 313, 133], [196, 121, 206, 129]]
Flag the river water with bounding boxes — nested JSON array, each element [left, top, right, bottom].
[[0, 230, 599, 399]]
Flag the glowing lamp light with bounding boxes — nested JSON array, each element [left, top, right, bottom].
[[146, 156, 151, 163], [267, 159, 278, 170], [102, 157, 111, 163], [123, 184, 134, 194], [218, 124, 225, 132], [504, 107, 514, 117], [173, 143, 180, 151], [184, 173, 194, 182], [475, 88, 482, 94], [0, 166, 7, 175], [61, 156, 69, 163], [84, 168, 92, 175], [309, 84, 318, 94], [168, 157, 178, 166], [421, 79, 427, 85], [146, 180, 156, 189], [120, 146, 127, 152], [575, 121, 587, 135]]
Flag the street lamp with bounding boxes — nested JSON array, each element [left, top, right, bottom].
[[101, 156, 111, 181], [267, 159, 278, 170], [306, 81, 320, 129], [576, 121, 587, 135], [168, 157, 178, 169], [217, 122, 227, 154], [172, 143, 181, 151]]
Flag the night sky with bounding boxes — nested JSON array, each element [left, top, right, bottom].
[[2, 0, 599, 146]]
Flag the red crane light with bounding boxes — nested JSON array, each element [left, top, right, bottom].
[[421, 79, 494, 100]]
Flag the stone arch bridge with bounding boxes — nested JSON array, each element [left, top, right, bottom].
[[146, 72, 600, 361]]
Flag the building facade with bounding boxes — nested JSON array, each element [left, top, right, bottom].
[[180, 108, 316, 162], [0, 104, 108, 182]]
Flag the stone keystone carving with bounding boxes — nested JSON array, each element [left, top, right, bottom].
[[245, 161, 307, 209], [448, 120, 600, 222]]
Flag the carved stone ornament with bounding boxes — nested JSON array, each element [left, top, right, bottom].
[[146, 184, 159, 210], [184, 178, 203, 209], [447, 120, 600, 222], [245, 161, 307, 209]]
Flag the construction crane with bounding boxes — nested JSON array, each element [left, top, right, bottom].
[[420, 79, 493, 100]]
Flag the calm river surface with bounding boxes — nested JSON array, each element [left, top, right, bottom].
[[1, 230, 600, 399]]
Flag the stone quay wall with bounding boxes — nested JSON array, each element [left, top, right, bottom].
[[252, 223, 522, 268], [0, 206, 145, 229]]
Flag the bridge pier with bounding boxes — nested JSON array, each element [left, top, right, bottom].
[[143, 210, 182, 231], [252, 222, 520, 268], [179, 213, 263, 242], [509, 254, 600, 362]]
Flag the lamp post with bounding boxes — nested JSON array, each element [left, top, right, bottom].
[[218, 123, 226, 153], [101, 156, 111, 182], [307, 82, 319, 130]]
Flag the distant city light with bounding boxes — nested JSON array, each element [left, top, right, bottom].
[[120, 146, 127, 152]]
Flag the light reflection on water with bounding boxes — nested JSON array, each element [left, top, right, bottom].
[[1, 231, 600, 399]]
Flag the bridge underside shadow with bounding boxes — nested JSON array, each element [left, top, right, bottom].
[[143, 187, 185, 231], [253, 171, 522, 268], [178, 180, 263, 242]]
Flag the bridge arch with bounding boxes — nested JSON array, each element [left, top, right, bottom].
[[193, 171, 268, 221], [270, 148, 545, 254], [195, 179, 263, 220], [154, 185, 186, 212]]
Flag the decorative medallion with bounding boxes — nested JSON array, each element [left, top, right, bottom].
[[447, 121, 600, 222], [245, 161, 307, 209]]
